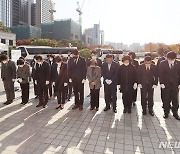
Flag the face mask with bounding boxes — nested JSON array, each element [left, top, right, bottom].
[[2, 61, 7, 64], [49, 58, 53, 62], [19, 65, 24, 68], [168, 60, 175, 64], [92, 56, 97, 60], [145, 64, 151, 67], [124, 63, 129, 66]]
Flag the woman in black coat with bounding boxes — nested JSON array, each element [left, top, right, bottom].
[[128, 52, 139, 106], [52, 56, 68, 109], [119, 55, 137, 113]]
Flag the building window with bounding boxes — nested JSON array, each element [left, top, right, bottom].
[[1, 39, 6, 44], [9, 40, 13, 46], [75, 35, 78, 39]]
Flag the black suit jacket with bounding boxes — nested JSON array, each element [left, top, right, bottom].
[[34, 61, 50, 84], [131, 59, 139, 69], [157, 57, 166, 69], [140, 60, 155, 65], [68, 56, 87, 82], [138, 64, 158, 87], [159, 60, 180, 88], [87, 58, 102, 68], [48, 60, 54, 82], [119, 64, 137, 93], [52, 63, 68, 94], [102, 61, 119, 85], [1, 60, 16, 81]]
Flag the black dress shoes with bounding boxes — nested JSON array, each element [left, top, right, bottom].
[[149, 110, 154, 116], [56, 105, 61, 110], [4, 100, 13, 105], [104, 107, 110, 111], [123, 108, 127, 113], [72, 105, 79, 110], [173, 115, 180, 120], [113, 109, 117, 113], [163, 114, 169, 119], [36, 104, 42, 107], [35, 96, 39, 99]]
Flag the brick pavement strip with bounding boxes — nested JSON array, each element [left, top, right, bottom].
[[0, 82, 180, 154]]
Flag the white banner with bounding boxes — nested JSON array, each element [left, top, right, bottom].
[[11, 50, 21, 63]]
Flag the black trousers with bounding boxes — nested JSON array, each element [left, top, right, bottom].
[[132, 89, 137, 102], [104, 84, 117, 110], [162, 86, 179, 115], [67, 82, 73, 99], [72, 80, 84, 105], [48, 82, 54, 97], [141, 84, 154, 111], [122, 90, 133, 110], [57, 86, 67, 104], [3, 80, 15, 101], [33, 79, 38, 96], [90, 88, 100, 108], [20, 83, 29, 104], [37, 83, 48, 106]]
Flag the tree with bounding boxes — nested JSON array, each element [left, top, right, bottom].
[[31, 39, 58, 47], [0, 22, 11, 33], [16, 39, 32, 46], [79, 48, 91, 58]]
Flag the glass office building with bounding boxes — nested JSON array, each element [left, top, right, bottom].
[[0, 0, 11, 27]]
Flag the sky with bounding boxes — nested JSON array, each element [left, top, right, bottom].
[[54, 0, 180, 45]]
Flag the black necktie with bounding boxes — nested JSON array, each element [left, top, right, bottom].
[[171, 64, 174, 69]]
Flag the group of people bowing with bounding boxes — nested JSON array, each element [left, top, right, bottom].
[[1, 49, 180, 120]]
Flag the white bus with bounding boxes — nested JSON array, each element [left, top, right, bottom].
[[94, 48, 123, 61], [17, 45, 77, 61]]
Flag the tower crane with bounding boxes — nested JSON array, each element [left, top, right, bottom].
[[76, 0, 86, 26]]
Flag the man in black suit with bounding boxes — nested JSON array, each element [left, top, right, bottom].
[[119, 55, 137, 113], [34, 56, 50, 108], [47, 54, 55, 98], [30, 55, 39, 98], [68, 50, 87, 110], [51, 56, 68, 110], [138, 56, 158, 116], [140, 53, 155, 65], [157, 50, 169, 104], [67, 52, 74, 101], [102, 54, 119, 113], [0, 54, 16, 105], [128, 52, 139, 106], [159, 51, 180, 120]]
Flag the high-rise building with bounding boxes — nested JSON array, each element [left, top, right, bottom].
[[41, 19, 81, 41], [0, 0, 34, 27], [100, 30, 104, 46], [83, 24, 104, 46], [93, 24, 100, 45], [31, 3, 36, 26], [0, 0, 11, 27], [84, 28, 93, 46], [35, 0, 52, 27], [11, 0, 33, 26]]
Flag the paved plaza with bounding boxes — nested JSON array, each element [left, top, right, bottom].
[[0, 79, 180, 154]]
